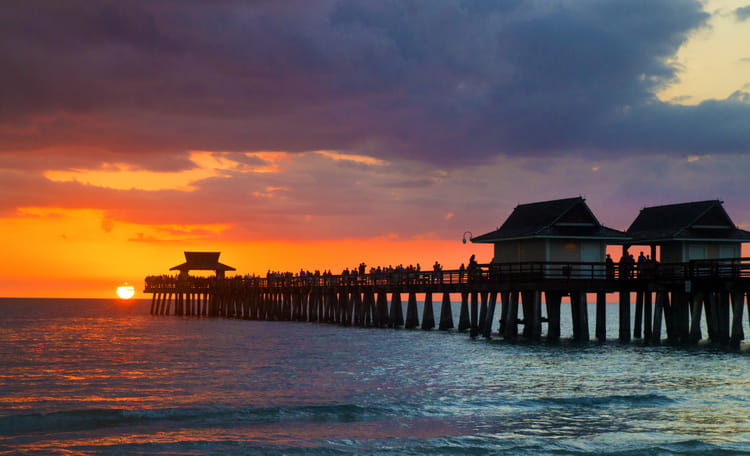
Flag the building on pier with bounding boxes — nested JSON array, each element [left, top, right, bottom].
[[626, 200, 750, 262], [170, 251, 235, 280], [470, 197, 628, 277]]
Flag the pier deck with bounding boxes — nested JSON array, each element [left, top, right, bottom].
[[144, 258, 750, 348]]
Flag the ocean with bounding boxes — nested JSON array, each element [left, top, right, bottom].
[[0, 297, 749, 455]]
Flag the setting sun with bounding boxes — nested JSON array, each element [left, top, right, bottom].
[[116, 284, 135, 300]]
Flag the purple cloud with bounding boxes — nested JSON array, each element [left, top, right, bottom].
[[1, 0, 747, 171]]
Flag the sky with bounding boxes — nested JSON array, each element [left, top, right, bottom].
[[1, 0, 749, 298]]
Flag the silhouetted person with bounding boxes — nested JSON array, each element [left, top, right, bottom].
[[468, 254, 478, 282], [619, 252, 634, 279], [605, 254, 615, 280]]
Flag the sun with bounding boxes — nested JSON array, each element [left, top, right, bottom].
[[116, 284, 135, 300]]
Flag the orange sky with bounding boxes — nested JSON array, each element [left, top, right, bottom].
[[0, 206, 487, 297], [1, 1, 749, 298]]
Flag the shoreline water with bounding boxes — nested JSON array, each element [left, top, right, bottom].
[[1, 298, 749, 455]]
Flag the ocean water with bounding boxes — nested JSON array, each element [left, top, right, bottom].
[[1, 297, 749, 455]]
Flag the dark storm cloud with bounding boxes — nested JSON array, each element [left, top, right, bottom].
[[0, 0, 746, 169], [736, 5, 750, 21]]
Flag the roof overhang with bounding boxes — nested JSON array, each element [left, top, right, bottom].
[[472, 235, 631, 244], [169, 263, 236, 271], [621, 238, 748, 245]]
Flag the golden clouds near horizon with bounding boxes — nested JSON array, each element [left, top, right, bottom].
[[41, 150, 385, 192], [658, 0, 750, 105]]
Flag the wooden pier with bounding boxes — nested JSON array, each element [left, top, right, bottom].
[[144, 258, 750, 348]]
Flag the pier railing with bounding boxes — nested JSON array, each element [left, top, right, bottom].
[[144, 257, 750, 291]]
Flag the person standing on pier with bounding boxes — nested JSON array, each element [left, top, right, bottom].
[[606, 254, 614, 280], [467, 254, 478, 282]]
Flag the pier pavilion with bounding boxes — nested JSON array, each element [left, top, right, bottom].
[[626, 200, 750, 262], [170, 251, 235, 280], [470, 197, 627, 278]]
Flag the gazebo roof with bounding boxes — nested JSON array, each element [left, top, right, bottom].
[[626, 200, 750, 244], [170, 251, 236, 272], [472, 197, 628, 243]]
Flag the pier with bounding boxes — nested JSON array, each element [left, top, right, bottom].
[[144, 257, 750, 348], [143, 198, 750, 349]]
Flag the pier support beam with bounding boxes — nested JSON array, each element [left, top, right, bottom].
[[389, 292, 404, 328], [458, 292, 470, 332], [377, 292, 389, 327], [688, 292, 704, 343], [482, 292, 498, 338], [421, 291, 435, 330], [469, 292, 479, 338], [651, 291, 667, 344], [718, 291, 731, 345], [730, 291, 745, 348], [634, 291, 643, 339], [672, 291, 690, 343], [643, 291, 653, 341], [570, 292, 589, 342], [545, 291, 562, 341], [596, 292, 606, 342], [619, 291, 631, 342], [502, 291, 519, 339], [476, 293, 488, 339], [439, 292, 454, 330], [362, 290, 376, 328], [405, 292, 419, 329]]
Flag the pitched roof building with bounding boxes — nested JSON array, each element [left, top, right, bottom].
[[472, 197, 628, 267], [626, 200, 750, 262], [170, 252, 236, 279]]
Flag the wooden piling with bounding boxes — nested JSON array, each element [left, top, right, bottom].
[[389, 292, 404, 328], [618, 291, 631, 342], [673, 291, 690, 343], [643, 291, 652, 341], [469, 292, 479, 338], [498, 291, 509, 336], [651, 291, 666, 344], [689, 292, 703, 343], [595, 292, 606, 342], [718, 291, 731, 345], [405, 292, 419, 329], [546, 291, 562, 341], [578, 292, 589, 341], [439, 292, 454, 330], [730, 291, 745, 348], [634, 291, 643, 339], [482, 292, 498, 338], [477, 292, 488, 338], [458, 292, 470, 332], [361, 291, 372, 327], [377, 291, 389, 328], [569, 291, 581, 340], [502, 291, 519, 339], [528, 291, 542, 340], [570, 291, 588, 341], [422, 291, 435, 330]]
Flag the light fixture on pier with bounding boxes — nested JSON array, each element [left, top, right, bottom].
[[462, 231, 473, 244]]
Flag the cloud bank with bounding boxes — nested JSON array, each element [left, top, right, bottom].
[[1, 0, 749, 243], [1, 0, 747, 169]]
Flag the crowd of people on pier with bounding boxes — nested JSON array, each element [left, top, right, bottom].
[[145, 259, 475, 289], [270, 261, 459, 286], [605, 250, 659, 280]]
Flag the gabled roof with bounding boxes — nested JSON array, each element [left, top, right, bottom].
[[471, 197, 628, 243], [627, 200, 750, 243], [170, 251, 236, 271]]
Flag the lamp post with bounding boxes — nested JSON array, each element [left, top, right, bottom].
[[462, 231, 473, 244]]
